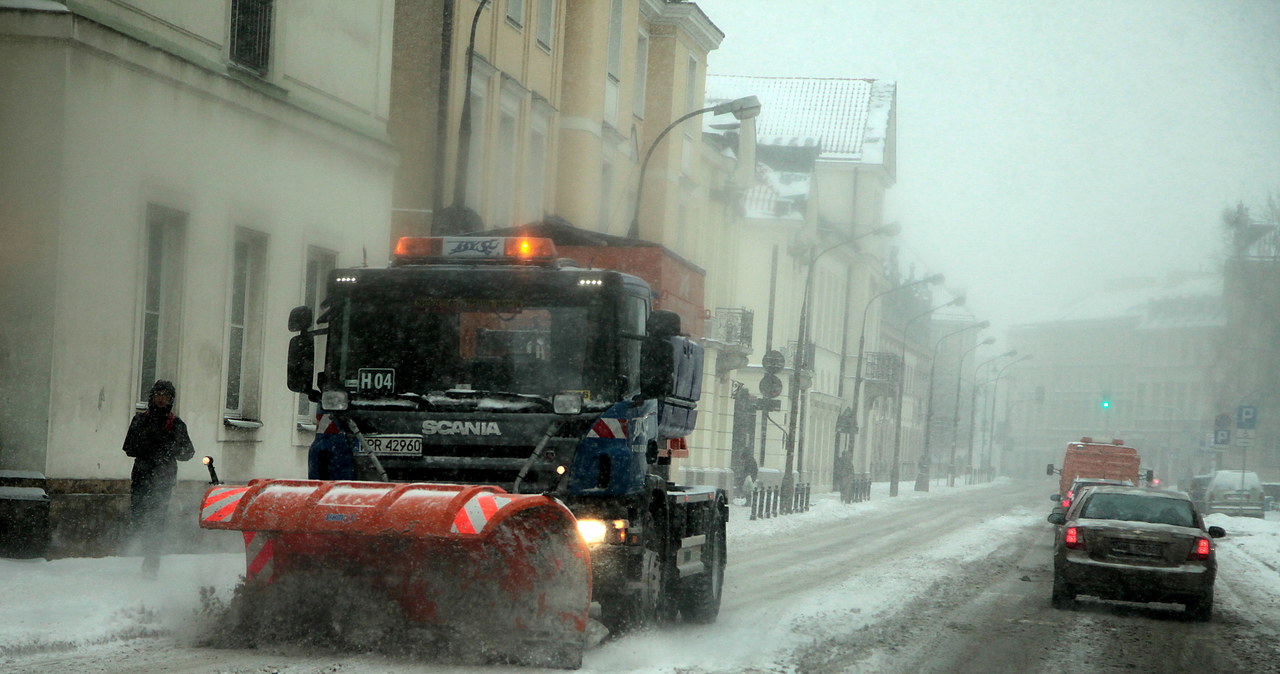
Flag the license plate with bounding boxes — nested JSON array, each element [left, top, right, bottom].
[[1113, 541, 1162, 557], [364, 435, 422, 455]]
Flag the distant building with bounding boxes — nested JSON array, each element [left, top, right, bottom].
[[1005, 274, 1226, 484]]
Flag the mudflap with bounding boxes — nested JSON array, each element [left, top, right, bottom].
[[201, 480, 590, 667]]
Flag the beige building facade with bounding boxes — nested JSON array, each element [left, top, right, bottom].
[[0, 1, 397, 551], [695, 75, 900, 492]]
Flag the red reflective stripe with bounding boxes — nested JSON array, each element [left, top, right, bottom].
[[452, 507, 477, 534], [243, 531, 275, 582], [479, 494, 501, 521], [209, 500, 241, 522]]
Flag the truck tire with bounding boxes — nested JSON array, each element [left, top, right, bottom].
[[677, 501, 726, 623]]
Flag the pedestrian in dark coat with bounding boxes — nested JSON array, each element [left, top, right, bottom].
[[122, 379, 194, 578]]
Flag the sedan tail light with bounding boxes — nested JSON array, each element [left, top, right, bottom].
[[1188, 537, 1211, 561], [1064, 526, 1084, 550]]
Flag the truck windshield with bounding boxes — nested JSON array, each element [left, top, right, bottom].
[[324, 276, 621, 401]]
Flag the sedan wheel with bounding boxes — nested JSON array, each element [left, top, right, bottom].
[[1186, 588, 1213, 621], [1051, 570, 1075, 609]]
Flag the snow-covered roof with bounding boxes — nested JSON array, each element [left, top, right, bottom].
[[705, 74, 896, 164], [743, 164, 809, 220]]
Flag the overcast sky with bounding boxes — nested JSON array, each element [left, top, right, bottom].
[[696, 0, 1280, 332]]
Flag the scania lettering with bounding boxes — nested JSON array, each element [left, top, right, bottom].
[[421, 420, 503, 436]]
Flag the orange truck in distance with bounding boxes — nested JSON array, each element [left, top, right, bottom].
[[1047, 437, 1152, 499]]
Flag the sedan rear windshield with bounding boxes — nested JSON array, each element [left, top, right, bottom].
[[1080, 494, 1195, 527]]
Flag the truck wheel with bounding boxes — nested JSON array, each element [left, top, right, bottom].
[[677, 502, 725, 623], [601, 510, 664, 634]]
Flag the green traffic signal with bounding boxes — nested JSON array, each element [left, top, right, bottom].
[[1101, 399, 1111, 409]]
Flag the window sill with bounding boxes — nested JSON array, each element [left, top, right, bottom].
[[223, 417, 264, 430]]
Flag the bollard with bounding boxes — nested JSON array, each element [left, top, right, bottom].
[[750, 486, 760, 520], [768, 486, 777, 518]]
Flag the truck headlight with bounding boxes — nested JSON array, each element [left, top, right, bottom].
[[577, 519, 608, 545], [321, 389, 349, 411], [576, 518, 628, 545], [553, 392, 584, 415]]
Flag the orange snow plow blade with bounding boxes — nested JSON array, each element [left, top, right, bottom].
[[200, 479, 590, 665]]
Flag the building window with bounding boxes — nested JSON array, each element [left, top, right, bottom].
[[524, 105, 550, 223], [494, 87, 522, 228], [607, 0, 623, 78], [297, 247, 336, 421], [536, 0, 554, 50], [138, 205, 187, 404], [506, 0, 524, 27], [464, 68, 492, 212], [229, 0, 274, 75], [685, 55, 699, 112], [633, 28, 649, 118], [604, 0, 623, 126], [225, 230, 268, 420]]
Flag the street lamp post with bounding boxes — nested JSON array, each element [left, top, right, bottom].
[[779, 223, 900, 511], [947, 337, 996, 487], [966, 350, 1016, 484], [914, 320, 989, 492], [627, 95, 761, 239], [843, 273, 945, 491], [983, 354, 1033, 482], [888, 295, 965, 496]]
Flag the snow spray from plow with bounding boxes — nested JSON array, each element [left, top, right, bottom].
[[201, 479, 590, 667]]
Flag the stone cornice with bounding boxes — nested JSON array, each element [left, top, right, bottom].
[[648, 2, 723, 54]]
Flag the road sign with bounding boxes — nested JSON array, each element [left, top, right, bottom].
[[1237, 428, 1256, 447], [759, 373, 783, 398], [761, 350, 785, 374], [1238, 405, 1257, 430], [1213, 429, 1231, 446], [1215, 414, 1233, 430]]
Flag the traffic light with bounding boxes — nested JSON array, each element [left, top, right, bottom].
[[1100, 391, 1111, 409]]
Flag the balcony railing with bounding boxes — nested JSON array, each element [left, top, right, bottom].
[[712, 307, 754, 350], [862, 351, 902, 385]]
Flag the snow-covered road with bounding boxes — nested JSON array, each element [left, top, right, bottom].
[[3, 478, 1277, 673]]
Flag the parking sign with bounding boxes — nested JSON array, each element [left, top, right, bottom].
[[1237, 405, 1257, 430]]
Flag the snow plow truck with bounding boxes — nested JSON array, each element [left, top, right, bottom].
[[199, 235, 727, 668], [1047, 436, 1152, 501]]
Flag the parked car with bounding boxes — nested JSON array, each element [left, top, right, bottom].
[[1263, 483, 1280, 512], [1204, 469, 1265, 518], [1186, 473, 1213, 513], [1047, 486, 1226, 620]]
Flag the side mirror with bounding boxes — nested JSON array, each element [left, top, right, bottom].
[[288, 305, 314, 333], [287, 333, 316, 395], [1207, 525, 1226, 538], [1047, 512, 1066, 525], [639, 310, 681, 400], [1045, 463, 1055, 476]]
